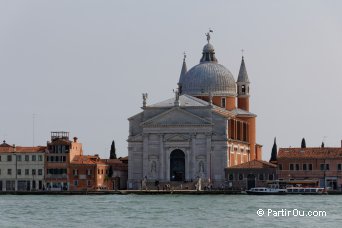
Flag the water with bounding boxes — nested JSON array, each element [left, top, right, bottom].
[[0, 194, 341, 228]]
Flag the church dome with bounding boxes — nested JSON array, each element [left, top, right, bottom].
[[181, 62, 236, 96], [179, 34, 237, 97]]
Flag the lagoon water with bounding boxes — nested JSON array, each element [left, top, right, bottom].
[[0, 194, 341, 228]]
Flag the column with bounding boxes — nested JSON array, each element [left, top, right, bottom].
[[159, 134, 164, 180], [142, 134, 149, 178], [186, 149, 190, 181], [206, 133, 212, 181], [166, 149, 170, 181], [191, 134, 196, 180]]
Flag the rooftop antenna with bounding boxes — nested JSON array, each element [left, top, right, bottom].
[[241, 49, 245, 58], [32, 113, 36, 147]]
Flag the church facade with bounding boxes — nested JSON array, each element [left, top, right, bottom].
[[127, 33, 262, 189]]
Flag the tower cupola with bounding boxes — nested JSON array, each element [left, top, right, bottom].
[[237, 55, 250, 111]]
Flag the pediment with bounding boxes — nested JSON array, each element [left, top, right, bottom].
[[165, 134, 190, 142], [141, 107, 212, 127], [127, 134, 143, 142]]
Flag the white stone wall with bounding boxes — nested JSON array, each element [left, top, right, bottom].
[[0, 152, 45, 191]]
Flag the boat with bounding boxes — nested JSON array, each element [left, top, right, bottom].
[[246, 187, 287, 195], [286, 187, 326, 195]]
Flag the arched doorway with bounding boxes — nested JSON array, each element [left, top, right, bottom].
[[247, 174, 256, 190], [170, 149, 185, 181]]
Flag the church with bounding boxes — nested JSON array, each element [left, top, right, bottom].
[[127, 32, 262, 189]]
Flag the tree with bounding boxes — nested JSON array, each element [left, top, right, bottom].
[[269, 137, 277, 163], [108, 165, 113, 178], [110, 140, 117, 159], [301, 138, 306, 148]]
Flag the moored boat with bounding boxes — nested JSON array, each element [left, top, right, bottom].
[[246, 187, 287, 195], [286, 187, 326, 195]]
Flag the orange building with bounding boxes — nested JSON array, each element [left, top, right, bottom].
[[45, 132, 83, 190], [272, 146, 342, 190], [68, 155, 128, 191]]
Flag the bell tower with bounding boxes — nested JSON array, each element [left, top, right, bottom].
[[237, 55, 250, 111]]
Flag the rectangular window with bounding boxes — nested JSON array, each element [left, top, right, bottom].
[[38, 169, 43, 175], [338, 164, 342, 171], [74, 180, 78, 186], [25, 169, 29, 175], [309, 164, 313, 170], [7, 169, 12, 175], [295, 164, 300, 170], [73, 169, 78, 176], [303, 164, 307, 170], [17, 155, 21, 161], [289, 164, 294, 170], [32, 155, 36, 161], [98, 169, 100, 174], [32, 169, 36, 175], [38, 155, 43, 161], [17, 169, 21, 175], [320, 164, 325, 171], [268, 174, 274, 180], [25, 155, 29, 161], [221, 97, 226, 108], [278, 164, 282, 170], [325, 164, 329, 170], [87, 180, 91, 186], [0, 155, 1, 161], [259, 174, 264, 181], [87, 169, 92, 176], [7, 155, 12, 162]]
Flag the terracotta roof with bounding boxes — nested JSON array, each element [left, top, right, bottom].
[[102, 159, 124, 164], [0, 140, 12, 147], [120, 156, 128, 161], [71, 155, 106, 165], [278, 147, 342, 159], [0, 142, 46, 153], [228, 160, 277, 169]]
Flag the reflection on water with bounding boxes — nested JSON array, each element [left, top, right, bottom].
[[0, 195, 341, 227]]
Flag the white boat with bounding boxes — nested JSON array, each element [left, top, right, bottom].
[[246, 187, 287, 195], [286, 187, 325, 194]]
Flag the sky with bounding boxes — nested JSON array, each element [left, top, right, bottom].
[[0, 0, 342, 160]]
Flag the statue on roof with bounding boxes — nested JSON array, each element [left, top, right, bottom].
[[205, 29, 213, 43], [142, 93, 148, 108]]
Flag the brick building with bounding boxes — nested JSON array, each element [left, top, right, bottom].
[[274, 147, 342, 190], [68, 155, 128, 191], [45, 132, 83, 190], [225, 160, 277, 190]]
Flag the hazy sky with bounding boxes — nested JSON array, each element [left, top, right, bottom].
[[1, 0, 342, 160]]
